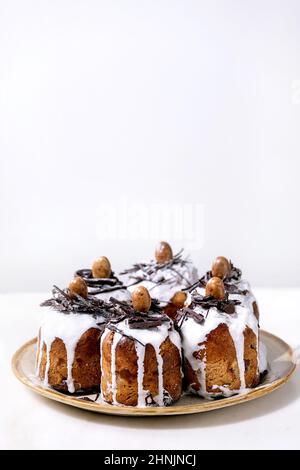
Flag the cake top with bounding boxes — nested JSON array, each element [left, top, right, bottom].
[[187, 256, 248, 295], [75, 256, 128, 297], [105, 286, 178, 348], [40, 283, 116, 319], [107, 286, 170, 331], [120, 242, 197, 299], [177, 277, 242, 327]]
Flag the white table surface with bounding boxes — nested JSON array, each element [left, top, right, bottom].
[[0, 289, 299, 450]]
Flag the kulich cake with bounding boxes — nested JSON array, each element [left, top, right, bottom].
[[120, 241, 198, 311], [193, 256, 259, 320], [179, 277, 263, 398], [36, 279, 115, 393], [100, 286, 182, 407], [75, 256, 131, 302], [34, 250, 268, 406]]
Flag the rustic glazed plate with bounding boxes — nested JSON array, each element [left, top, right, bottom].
[[12, 330, 296, 416]]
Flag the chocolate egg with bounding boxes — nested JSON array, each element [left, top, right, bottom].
[[171, 291, 187, 308], [132, 286, 151, 313], [211, 256, 231, 279], [205, 277, 225, 300], [92, 256, 111, 278], [155, 241, 173, 264], [68, 277, 88, 299]]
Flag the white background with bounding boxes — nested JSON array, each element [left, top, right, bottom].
[[1, 0, 300, 293], [1, 2, 300, 451]]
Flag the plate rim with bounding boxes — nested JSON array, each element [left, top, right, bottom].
[[11, 330, 297, 416]]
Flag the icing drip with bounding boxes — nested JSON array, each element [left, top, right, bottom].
[[155, 349, 164, 406], [36, 336, 43, 377], [44, 343, 51, 389], [36, 309, 105, 393], [100, 328, 111, 399], [135, 342, 147, 407], [197, 345, 207, 395], [102, 317, 181, 407], [228, 316, 246, 390], [110, 331, 121, 404], [180, 303, 259, 398], [66, 344, 76, 393], [258, 339, 268, 373]]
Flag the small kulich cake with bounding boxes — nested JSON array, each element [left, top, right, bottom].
[[120, 241, 198, 311], [75, 256, 131, 302], [100, 286, 182, 407], [194, 256, 260, 320], [36, 280, 115, 393], [179, 277, 265, 398]]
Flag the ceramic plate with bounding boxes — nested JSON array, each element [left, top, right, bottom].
[[12, 330, 296, 416]]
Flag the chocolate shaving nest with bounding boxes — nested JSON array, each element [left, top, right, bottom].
[[40, 285, 116, 318], [75, 269, 126, 295], [108, 297, 170, 331], [190, 293, 241, 314], [184, 261, 246, 295], [41, 286, 169, 331], [176, 294, 241, 329], [41, 288, 174, 349], [120, 249, 192, 288], [177, 308, 205, 326]]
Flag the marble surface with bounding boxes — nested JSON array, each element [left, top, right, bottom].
[[1, 288, 299, 450]]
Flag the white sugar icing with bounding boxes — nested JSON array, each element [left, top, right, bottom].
[[100, 317, 182, 407], [258, 339, 268, 373], [95, 288, 131, 303], [124, 260, 198, 305], [180, 302, 259, 398], [36, 309, 105, 393], [136, 342, 147, 407]]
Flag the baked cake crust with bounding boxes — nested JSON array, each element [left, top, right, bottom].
[[101, 330, 182, 406], [37, 327, 102, 393], [183, 323, 259, 395]]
